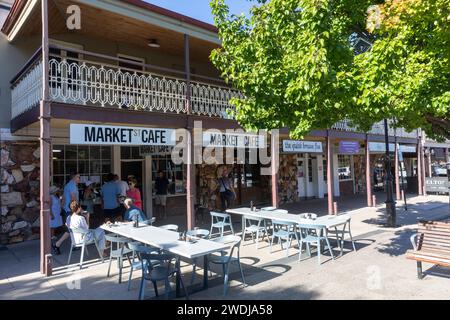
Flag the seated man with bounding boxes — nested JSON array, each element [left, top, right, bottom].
[[123, 198, 147, 222]]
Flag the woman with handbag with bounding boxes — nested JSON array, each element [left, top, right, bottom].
[[218, 168, 236, 211]]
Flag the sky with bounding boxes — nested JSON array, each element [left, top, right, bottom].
[[144, 0, 256, 25]]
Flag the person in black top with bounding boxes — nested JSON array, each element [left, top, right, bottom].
[[154, 170, 169, 219]]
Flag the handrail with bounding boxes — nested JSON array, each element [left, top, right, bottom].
[[10, 46, 42, 86], [49, 44, 229, 87], [47, 53, 237, 92]]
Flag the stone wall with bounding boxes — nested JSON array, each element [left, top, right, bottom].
[[1, 141, 40, 245], [196, 164, 233, 210], [278, 154, 298, 204]]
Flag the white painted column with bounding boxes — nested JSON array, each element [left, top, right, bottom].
[[317, 154, 324, 198]]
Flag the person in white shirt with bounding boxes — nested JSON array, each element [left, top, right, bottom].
[[66, 201, 106, 256]]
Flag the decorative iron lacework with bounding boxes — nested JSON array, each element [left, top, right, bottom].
[[11, 61, 42, 118]]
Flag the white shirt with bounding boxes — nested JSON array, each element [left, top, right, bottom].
[[116, 180, 129, 197], [66, 214, 89, 244]]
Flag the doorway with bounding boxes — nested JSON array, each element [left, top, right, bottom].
[[121, 160, 145, 209], [297, 157, 306, 198]]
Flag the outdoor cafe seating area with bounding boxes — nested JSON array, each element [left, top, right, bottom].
[[65, 205, 357, 300]]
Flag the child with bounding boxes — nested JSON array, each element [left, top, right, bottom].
[[50, 186, 63, 240]]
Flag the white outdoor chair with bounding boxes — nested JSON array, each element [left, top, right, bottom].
[[270, 220, 300, 257], [142, 217, 156, 226], [159, 224, 179, 232], [299, 213, 318, 219], [210, 211, 234, 238], [326, 217, 356, 255], [105, 234, 133, 283], [185, 229, 210, 285], [209, 235, 246, 296], [242, 215, 269, 249], [298, 224, 335, 265], [67, 228, 104, 269]]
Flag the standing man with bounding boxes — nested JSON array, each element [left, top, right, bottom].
[[114, 174, 129, 217], [154, 170, 169, 219], [218, 167, 236, 211], [114, 174, 129, 198], [102, 173, 121, 222], [63, 172, 80, 220]]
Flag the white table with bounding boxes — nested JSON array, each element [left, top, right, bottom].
[[226, 207, 350, 229], [101, 222, 229, 294], [226, 207, 352, 256]]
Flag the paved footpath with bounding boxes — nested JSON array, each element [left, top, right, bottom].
[[0, 195, 449, 300]]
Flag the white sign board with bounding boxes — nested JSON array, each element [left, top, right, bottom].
[[282, 140, 323, 153], [369, 142, 395, 152], [399, 145, 416, 153], [70, 124, 176, 146], [202, 132, 265, 149]]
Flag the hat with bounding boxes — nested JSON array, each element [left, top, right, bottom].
[[50, 186, 59, 194], [85, 180, 93, 187]]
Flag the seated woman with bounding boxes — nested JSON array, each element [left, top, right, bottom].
[[123, 198, 146, 222], [66, 200, 107, 256]]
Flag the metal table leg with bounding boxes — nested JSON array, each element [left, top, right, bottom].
[[203, 255, 209, 289]]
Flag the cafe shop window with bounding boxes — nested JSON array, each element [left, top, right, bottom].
[[52, 145, 112, 188], [338, 155, 353, 181], [152, 155, 185, 195]]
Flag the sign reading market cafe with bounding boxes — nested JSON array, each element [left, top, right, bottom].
[[202, 132, 266, 149], [70, 124, 176, 146], [282, 140, 323, 153]]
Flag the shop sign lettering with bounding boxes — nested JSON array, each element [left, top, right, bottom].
[[282, 140, 323, 153], [70, 124, 176, 146]]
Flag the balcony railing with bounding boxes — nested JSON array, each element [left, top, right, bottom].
[[11, 46, 243, 120], [11, 51, 43, 118], [332, 119, 419, 139]]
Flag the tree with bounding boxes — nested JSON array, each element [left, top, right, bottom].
[[209, 0, 449, 140], [349, 0, 449, 140]]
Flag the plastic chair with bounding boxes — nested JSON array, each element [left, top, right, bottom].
[[185, 229, 210, 285], [326, 217, 356, 255], [242, 215, 269, 249], [270, 220, 299, 257], [138, 252, 189, 300], [105, 234, 133, 283], [67, 228, 104, 269], [141, 217, 156, 226], [209, 235, 246, 296], [298, 224, 335, 265], [159, 224, 179, 232], [126, 241, 160, 291], [299, 213, 318, 219], [210, 211, 234, 238]]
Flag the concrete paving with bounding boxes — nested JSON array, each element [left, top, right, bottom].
[[0, 194, 449, 300]]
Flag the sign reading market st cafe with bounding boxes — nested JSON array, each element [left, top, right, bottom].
[[282, 140, 323, 153], [70, 124, 176, 146], [202, 132, 266, 149]]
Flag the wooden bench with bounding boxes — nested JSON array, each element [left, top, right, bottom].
[[406, 220, 450, 279]]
